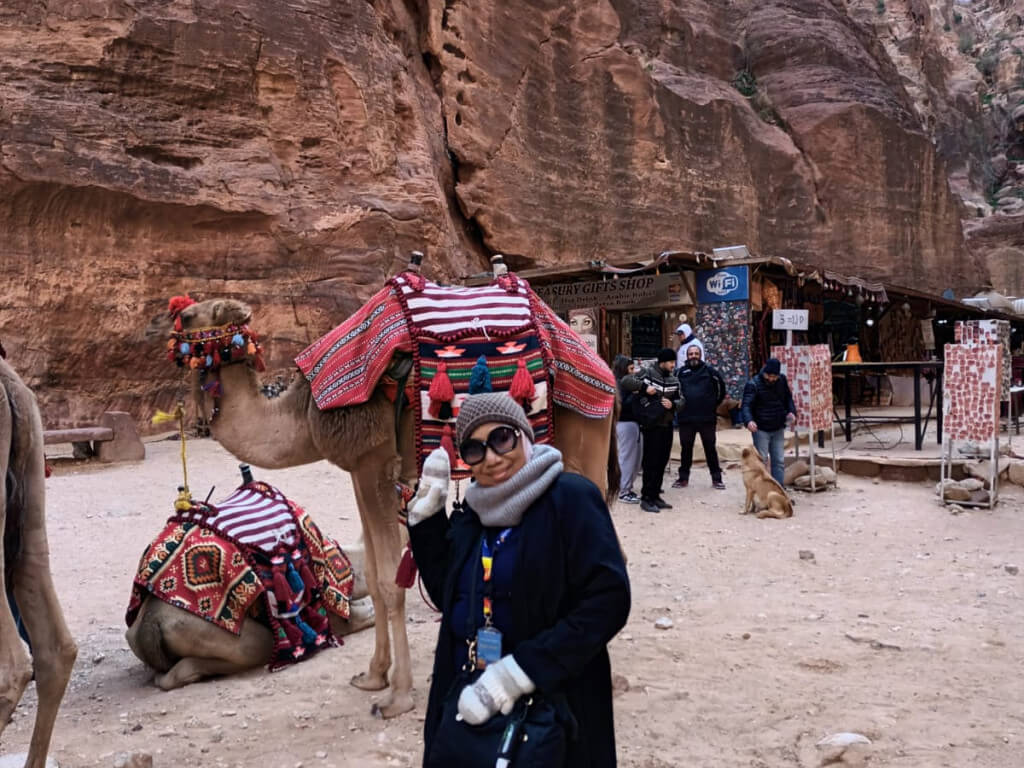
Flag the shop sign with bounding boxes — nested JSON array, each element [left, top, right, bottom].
[[533, 273, 687, 312], [697, 266, 749, 303], [772, 309, 809, 330]]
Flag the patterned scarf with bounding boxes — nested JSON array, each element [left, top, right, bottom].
[[464, 444, 563, 528]]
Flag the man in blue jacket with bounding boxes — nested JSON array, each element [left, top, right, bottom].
[[740, 358, 797, 486]]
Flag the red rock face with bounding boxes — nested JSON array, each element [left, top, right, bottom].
[[0, 0, 483, 426], [436, 0, 980, 289], [0, 0, 1003, 428]]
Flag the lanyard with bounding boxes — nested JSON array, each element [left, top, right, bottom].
[[480, 528, 512, 626]]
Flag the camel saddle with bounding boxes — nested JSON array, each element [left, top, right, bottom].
[[126, 481, 355, 671], [295, 271, 616, 478]]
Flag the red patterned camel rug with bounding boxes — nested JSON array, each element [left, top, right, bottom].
[[126, 481, 354, 671], [294, 270, 616, 479]]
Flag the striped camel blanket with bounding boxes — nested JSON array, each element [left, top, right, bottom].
[[126, 482, 354, 671], [294, 271, 616, 478]]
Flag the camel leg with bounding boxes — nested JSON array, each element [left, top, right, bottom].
[[154, 656, 255, 690], [0, 572, 33, 740], [348, 471, 391, 693], [349, 454, 414, 718], [10, 449, 77, 768]]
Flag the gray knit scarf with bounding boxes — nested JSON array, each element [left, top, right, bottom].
[[464, 444, 564, 527]]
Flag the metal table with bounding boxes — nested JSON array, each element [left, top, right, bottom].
[[832, 361, 944, 450]]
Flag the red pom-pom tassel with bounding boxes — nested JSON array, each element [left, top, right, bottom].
[[272, 559, 293, 604], [509, 358, 535, 407], [440, 424, 458, 466], [428, 363, 455, 419]]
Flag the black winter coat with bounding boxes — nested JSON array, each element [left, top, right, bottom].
[[617, 377, 641, 424], [740, 373, 797, 432], [409, 473, 631, 768], [676, 362, 727, 424], [622, 365, 685, 429]]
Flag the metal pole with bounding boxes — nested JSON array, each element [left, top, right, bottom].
[[831, 422, 838, 488], [809, 431, 816, 492], [913, 366, 922, 451], [844, 370, 852, 442]]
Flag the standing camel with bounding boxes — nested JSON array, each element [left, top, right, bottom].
[[1, 357, 78, 768], [159, 295, 617, 718]]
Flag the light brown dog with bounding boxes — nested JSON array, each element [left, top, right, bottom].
[[740, 446, 794, 519]]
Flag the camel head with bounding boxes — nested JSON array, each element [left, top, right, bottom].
[[177, 298, 253, 330], [165, 297, 264, 374]]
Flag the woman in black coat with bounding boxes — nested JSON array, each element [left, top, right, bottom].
[[407, 392, 631, 767]]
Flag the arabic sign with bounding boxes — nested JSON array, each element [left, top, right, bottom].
[[533, 274, 687, 312], [696, 266, 749, 303]]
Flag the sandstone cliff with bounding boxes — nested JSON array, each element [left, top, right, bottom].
[[0, 0, 1015, 429]]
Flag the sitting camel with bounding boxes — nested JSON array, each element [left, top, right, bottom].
[[157, 291, 618, 718], [1, 357, 78, 768], [126, 541, 376, 690]]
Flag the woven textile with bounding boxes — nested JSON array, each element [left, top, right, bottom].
[[176, 483, 299, 552], [294, 287, 411, 411], [294, 271, 616, 432], [417, 333, 551, 479], [126, 483, 354, 670], [530, 296, 616, 418], [394, 274, 533, 335], [126, 519, 262, 635]]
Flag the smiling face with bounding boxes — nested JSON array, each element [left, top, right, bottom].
[[467, 421, 528, 487]]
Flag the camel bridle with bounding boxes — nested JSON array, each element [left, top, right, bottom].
[[167, 322, 266, 425]]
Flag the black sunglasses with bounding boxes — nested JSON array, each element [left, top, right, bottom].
[[459, 426, 521, 466]]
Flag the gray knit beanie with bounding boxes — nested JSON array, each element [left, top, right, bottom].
[[455, 393, 535, 449]]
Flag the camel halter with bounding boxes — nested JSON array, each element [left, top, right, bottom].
[[166, 320, 267, 425], [167, 323, 265, 374]]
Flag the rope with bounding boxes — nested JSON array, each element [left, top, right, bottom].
[[152, 400, 192, 509]]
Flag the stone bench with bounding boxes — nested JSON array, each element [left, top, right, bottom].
[[43, 411, 145, 462]]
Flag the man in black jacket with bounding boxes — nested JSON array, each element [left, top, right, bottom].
[[624, 349, 686, 513], [740, 358, 797, 486], [673, 345, 728, 490]]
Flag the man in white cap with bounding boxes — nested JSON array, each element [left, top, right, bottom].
[[675, 323, 705, 371]]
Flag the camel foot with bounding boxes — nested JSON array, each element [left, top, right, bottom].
[[350, 670, 388, 692], [153, 671, 180, 691], [371, 691, 414, 719]]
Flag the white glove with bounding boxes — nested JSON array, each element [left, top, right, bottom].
[[457, 655, 535, 725], [407, 448, 450, 526]]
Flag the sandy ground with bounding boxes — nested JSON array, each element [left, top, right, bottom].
[[2, 435, 1023, 768]]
